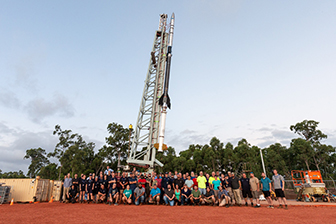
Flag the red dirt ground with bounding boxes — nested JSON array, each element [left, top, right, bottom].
[[1, 203, 336, 224]]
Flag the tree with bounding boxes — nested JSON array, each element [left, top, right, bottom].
[[38, 163, 59, 180], [99, 123, 131, 171], [48, 125, 76, 179], [24, 147, 49, 178]]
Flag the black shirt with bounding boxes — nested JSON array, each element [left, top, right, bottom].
[[240, 177, 250, 191], [80, 178, 86, 189], [174, 178, 184, 190], [205, 190, 214, 197], [99, 188, 107, 195], [228, 177, 232, 188], [72, 178, 80, 188], [221, 178, 229, 188], [164, 189, 174, 198], [108, 177, 117, 189], [69, 188, 77, 197], [120, 177, 129, 189], [231, 176, 240, 189], [162, 177, 172, 189], [87, 179, 93, 190]]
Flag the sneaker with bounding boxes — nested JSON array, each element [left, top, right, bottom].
[[199, 204, 201, 206], [278, 205, 283, 209], [109, 202, 111, 206], [225, 204, 229, 208], [251, 202, 254, 206], [114, 203, 118, 206], [192, 203, 195, 206], [285, 205, 288, 210], [271, 206, 274, 209], [245, 202, 248, 206], [255, 204, 260, 208]]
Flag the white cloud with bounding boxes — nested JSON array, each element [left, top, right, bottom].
[[25, 94, 75, 123]]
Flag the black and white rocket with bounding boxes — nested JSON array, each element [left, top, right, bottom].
[[158, 13, 175, 152]]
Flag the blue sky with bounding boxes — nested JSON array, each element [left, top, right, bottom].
[[1, 0, 336, 173]]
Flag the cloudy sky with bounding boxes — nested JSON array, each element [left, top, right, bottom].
[[1, 1, 336, 173]]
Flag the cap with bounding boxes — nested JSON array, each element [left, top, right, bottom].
[[165, 172, 168, 174], [89, 174, 92, 176]]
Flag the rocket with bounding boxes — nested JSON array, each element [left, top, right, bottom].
[[157, 13, 175, 152]]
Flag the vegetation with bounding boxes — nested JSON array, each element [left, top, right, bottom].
[[2, 120, 335, 180]]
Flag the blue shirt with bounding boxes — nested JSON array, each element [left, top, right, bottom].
[[64, 178, 72, 188], [150, 188, 161, 196], [212, 179, 221, 190], [260, 177, 271, 191]]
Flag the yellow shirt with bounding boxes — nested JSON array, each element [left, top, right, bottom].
[[209, 177, 215, 185], [197, 176, 207, 189]]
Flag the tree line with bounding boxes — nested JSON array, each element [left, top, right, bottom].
[[5, 120, 335, 180]]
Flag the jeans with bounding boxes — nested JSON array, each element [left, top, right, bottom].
[[135, 195, 145, 205], [181, 195, 189, 204], [163, 196, 175, 206], [199, 188, 206, 195]]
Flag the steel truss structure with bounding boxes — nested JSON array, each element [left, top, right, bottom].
[[127, 14, 170, 168]]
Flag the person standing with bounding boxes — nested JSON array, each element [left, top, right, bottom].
[[231, 172, 241, 206], [185, 175, 194, 190], [86, 174, 94, 203], [79, 174, 86, 203], [272, 170, 288, 209], [260, 172, 274, 208], [197, 171, 207, 195], [63, 173, 72, 203], [226, 172, 234, 204], [240, 173, 253, 206], [212, 175, 221, 200], [72, 173, 79, 192], [174, 174, 184, 190], [249, 172, 261, 208]]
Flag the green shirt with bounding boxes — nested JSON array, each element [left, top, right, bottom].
[[124, 189, 132, 198], [175, 189, 181, 200], [191, 189, 201, 198]]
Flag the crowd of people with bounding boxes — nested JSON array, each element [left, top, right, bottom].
[[61, 166, 288, 209]]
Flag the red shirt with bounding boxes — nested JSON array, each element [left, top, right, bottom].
[[192, 178, 198, 187], [156, 178, 162, 189], [138, 178, 146, 188]]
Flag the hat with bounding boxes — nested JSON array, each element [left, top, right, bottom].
[[165, 172, 168, 174], [89, 174, 92, 176]]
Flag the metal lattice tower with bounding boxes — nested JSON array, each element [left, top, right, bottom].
[[127, 14, 169, 168]]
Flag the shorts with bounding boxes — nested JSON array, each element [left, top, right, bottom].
[[199, 188, 206, 195], [263, 190, 270, 198], [275, 189, 285, 198], [80, 187, 86, 192], [242, 190, 253, 198], [252, 191, 259, 199], [87, 188, 92, 194], [205, 198, 213, 204]]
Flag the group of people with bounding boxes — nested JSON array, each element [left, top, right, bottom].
[[61, 166, 288, 209]]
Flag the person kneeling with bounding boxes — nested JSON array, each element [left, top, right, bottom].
[[134, 183, 145, 205], [109, 183, 119, 206], [122, 185, 133, 205], [190, 185, 201, 206], [181, 184, 191, 205], [97, 184, 107, 203], [218, 186, 230, 207], [149, 184, 161, 205], [67, 185, 78, 204], [163, 184, 175, 206], [202, 186, 216, 206]]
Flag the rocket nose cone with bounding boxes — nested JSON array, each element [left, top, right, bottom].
[[171, 13, 175, 20]]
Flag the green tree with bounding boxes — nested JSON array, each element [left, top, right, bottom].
[[99, 123, 131, 171], [38, 163, 59, 180], [24, 147, 49, 178]]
